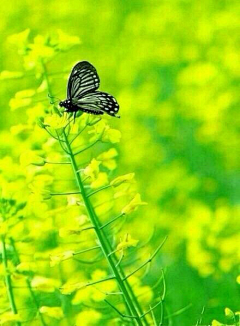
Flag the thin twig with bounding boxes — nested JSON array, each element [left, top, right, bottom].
[[104, 300, 138, 319], [100, 213, 125, 229], [9, 238, 47, 326], [73, 137, 101, 156], [50, 191, 81, 196], [69, 124, 88, 144], [123, 236, 168, 281], [1, 236, 21, 326], [45, 161, 70, 165], [164, 303, 192, 320], [87, 185, 112, 198]]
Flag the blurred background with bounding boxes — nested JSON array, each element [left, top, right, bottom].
[[0, 0, 239, 324]]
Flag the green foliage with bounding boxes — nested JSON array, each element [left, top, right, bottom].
[[0, 31, 168, 326], [0, 1, 239, 325]]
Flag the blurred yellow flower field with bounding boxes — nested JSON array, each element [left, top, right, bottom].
[[0, 1, 239, 325]]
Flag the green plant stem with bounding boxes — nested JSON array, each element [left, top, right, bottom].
[[87, 185, 112, 197], [114, 255, 147, 322], [100, 213, 125, 229], [45, 161, 71, 165], [50, 191, 81, 196], [42, 61, 147, 326], [63, 132, 146, 326], [9, 238, 47, 326], [1, 236, 21, 326]]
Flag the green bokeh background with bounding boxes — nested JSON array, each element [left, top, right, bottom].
[[0, 1, 239, 325]]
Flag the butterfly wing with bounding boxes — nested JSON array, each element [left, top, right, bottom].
[[72, 91, 120, 117], [67, 61, 100, 99]]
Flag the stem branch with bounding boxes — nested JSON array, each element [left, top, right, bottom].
[[1, 236, 21, 326], [63, 131, 145, 326]]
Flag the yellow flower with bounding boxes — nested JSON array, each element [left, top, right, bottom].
[[91, 172, 109, 189], [31, 276, 60, 292], [72, 287, 92, 305], [84, 159, 101, 180], [58, 215, 89, 237], [88, 119, 121, 143], [91, 283, 112, 302], [90, 270, 116, 302], [135, 285, 153, 304], [9, 89, 36, 110], [111, 173, 135, 187], [16, 89, 36, 98], [0, 312, 21, 325], [37, 80, 47, 93], [91, 269, 107, 281], [10, 124, 32, 136], [39, 306, 64, 319], [0, 70, 23, 80], [97, 148, 118, 170], [117, 234, 139, 251], [225, 307, 234, 318], [24, 35, 55, 70], [128, 275, 141, 288], [88, 119, 106, 137], [9, 97, 31, 110], [50, 250, 74, 267], [31, 174, 53, 189], [59, 227, 81, 238], [103, 128, 121, 143], [16, 262, 37, 273], [27, 103, 46, 124], [122, 193, 147, 214], [76, 214, 88, 225], [76, 310, 101, 326], [72, 274, 115, 304], [44, 113, 68, 130], [69, 121, 79, 134], [84, 158, 109, 188], [8, 29, 30, 52], [67, 195, 80, 206], [60, 281, 86, 295], [55, 29, 81, 50], [0, 156, 21, 178], [211, 320, 224, 326], [30, 189, 52, 200], [20, 150, 45, 167], [0, 221, 8, 236]]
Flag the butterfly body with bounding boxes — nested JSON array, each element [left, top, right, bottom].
[[60, 61, 120, 118], [59, 99, 77, 112]]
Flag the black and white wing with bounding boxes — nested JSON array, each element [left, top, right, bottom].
[[67, 61, 100, 99], [72, 91, 120, 117]]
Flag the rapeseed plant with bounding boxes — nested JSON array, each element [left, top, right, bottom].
[[211, 307, 240, 326], [1, 1, 239, 324], [0, 30, 168, 326]]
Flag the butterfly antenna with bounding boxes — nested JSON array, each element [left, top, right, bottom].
[[48, 93, 55, 104], [48, 93, 61, 104]]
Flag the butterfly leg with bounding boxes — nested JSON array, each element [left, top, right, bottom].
[[48, 93, 56, 104], [73, 111, 77, 123]]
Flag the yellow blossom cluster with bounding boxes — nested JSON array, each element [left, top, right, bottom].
[[0, 29, 158, 326], [0, 0, 239, 322]]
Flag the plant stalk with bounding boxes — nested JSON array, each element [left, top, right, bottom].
[[63, 132, 146, 326], [10, 238, 47, 326], [1, 236, 21, 326], [42, 61, 148, 325]]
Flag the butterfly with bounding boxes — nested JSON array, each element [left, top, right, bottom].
[[59, 61, 120, 119]]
